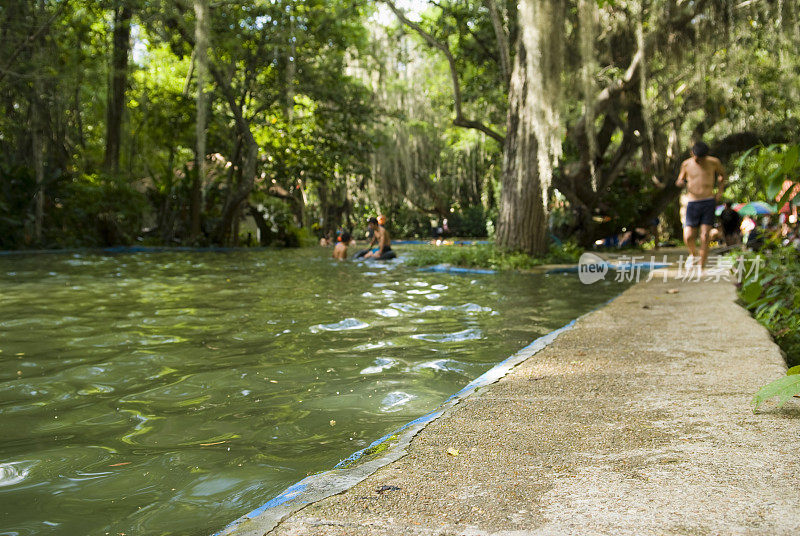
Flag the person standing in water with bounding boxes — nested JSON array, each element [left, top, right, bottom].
[[675, 141, 726, 269], [332, 231, 350, 260]]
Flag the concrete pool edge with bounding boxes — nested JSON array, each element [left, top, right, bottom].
[[213, 309, 597, 536]]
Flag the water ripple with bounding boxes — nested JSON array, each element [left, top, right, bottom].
[[0, 461, 36, 487], [360, 358, 398, 375], [309, 318, 369, 333], [411, 328, 484, 343], [380, 391, 415, 412]]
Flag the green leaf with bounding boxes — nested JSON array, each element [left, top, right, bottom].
[[736, 146, 758, 170], [752, 374, 800, 411], [781, 145, 799, 175], [766, 174, 784, 199], [740, 280, 763, 304]]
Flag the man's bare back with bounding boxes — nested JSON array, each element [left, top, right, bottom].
[[377, 225, 390, 253], [676, 154, 725, 201]]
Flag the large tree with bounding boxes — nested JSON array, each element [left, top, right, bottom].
[[382, 0, 800, 251]]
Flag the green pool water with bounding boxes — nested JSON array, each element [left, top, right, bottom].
[[0, 248, 625, 535]]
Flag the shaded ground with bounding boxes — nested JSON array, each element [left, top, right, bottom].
[[229, 260, 800, 536]]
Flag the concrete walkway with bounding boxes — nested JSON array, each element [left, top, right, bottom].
[[234, 266, 800, 535]]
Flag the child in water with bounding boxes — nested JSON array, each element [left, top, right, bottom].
[[332, 231, 350, 260]]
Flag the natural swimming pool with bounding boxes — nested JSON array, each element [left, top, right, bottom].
[[0, 248, 625, 535]]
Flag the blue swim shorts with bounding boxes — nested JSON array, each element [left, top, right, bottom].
[[685, 198, 716, 228]]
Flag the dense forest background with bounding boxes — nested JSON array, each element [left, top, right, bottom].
[[1, 0, 798, 251]]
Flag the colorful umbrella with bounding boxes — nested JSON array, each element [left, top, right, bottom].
[[715, 202, 778, 216], [734, 201, 777, 216]]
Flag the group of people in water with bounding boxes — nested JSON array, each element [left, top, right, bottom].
[[321, 214, 393, 261]]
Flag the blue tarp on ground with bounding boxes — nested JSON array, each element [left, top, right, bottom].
[[392, 240, 491, 245], [417, 264, 497, 275]]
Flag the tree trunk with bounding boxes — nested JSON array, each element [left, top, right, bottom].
[[31, 0, 46, 244], [495, 0, 563, 255], [32, 94, 45, 244], [248, 205, 272, 245], [215, 132, 257, 245], [191, 0, 209, 240], [495, 71, 547, 254], [104, 3, 132, 175]]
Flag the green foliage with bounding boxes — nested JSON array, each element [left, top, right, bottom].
[[547, 240, 584, 264], [0, 161, 36, 248], [4, 0, 800, 250], [386, 206, 436, 239], [736, 244, 800, 382], [733, 144, 800, 204], [49, 173, 149, 247], [251, 197, 315, 248], [446, 206, 489, 237], [405, 241, 584, 271], [738, 245, 800, 369], [404, 244, 537, 270], [752, 366, 800, 412], [0, 159, 147, 248]]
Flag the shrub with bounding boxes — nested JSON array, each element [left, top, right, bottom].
[[737, 243, 800, 368], [405, 241, 584, 271]]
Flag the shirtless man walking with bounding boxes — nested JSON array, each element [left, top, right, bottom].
[[675, 141, 726, 269]]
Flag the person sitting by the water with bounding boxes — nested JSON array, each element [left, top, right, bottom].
[[719, 201, 742, 246], [332, 231, 350, 260], [364, 215, 392, 259], [364, 216, 379, 246]]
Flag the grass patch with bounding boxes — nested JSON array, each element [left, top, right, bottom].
[[404, 242, 583, 271]]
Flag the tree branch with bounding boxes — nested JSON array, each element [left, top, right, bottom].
[[382, 0, 505, 144], [0, 1, 69, 84], [484, 0, 510, 85]]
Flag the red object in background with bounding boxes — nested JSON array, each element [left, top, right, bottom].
[[776, 179, 800, 214]]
